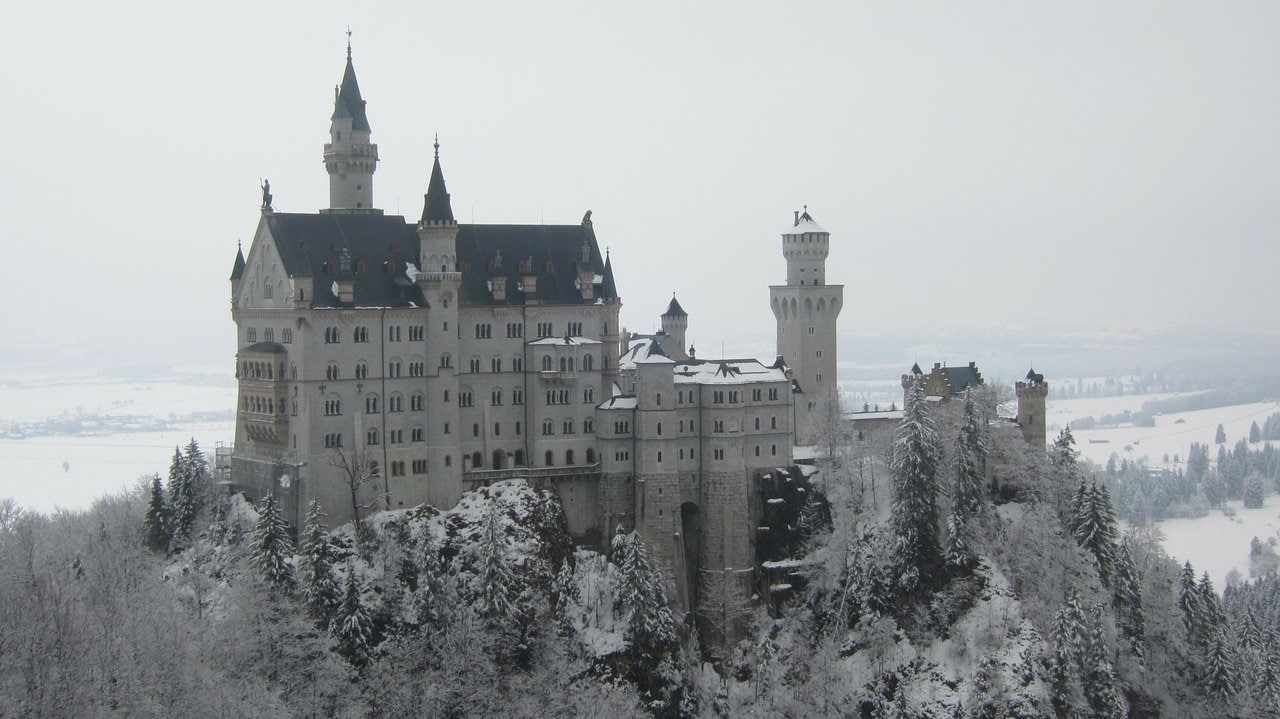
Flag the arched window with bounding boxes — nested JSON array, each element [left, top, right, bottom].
[[586, 448, 595, 463], [472, 452, 483, 468], [583, 354, 594, 371], [545, 451, 554, 466], [365, 395, 379, 414], [367, 428, 379, 446], [656, 422, 662, 436], [493, 450, 504, 470], [755, 445, 761, 457], [542, 355, 553, 371], [542, 419, 554, 435], [657, 451, 663, 463], [565, 449, 575, 465], [440, 353, 452, 368], [515, 449, 525, 467], [564, 419, 575, 434], [560, 357, 567, 373]]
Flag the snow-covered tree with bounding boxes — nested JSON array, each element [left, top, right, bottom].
[[1048, 591, 1087, 719], [946, 392, 986, 569], [1245, 472, 1266, 509], [1081, 605, 1125, 719], [890, 381, 942, 592], [142, 473, 170, 551], [615, 530, 678, 663], [473, 503, 519, 634], [298, 500, 341, 625], [1204, 628, 1242, 704], [1112, 539, 1146, 661], [251, 492, 294, 589], [1073, 482, 1119, 586], [334, 564, 373, 668], [1252, 421, 1263, 444], [1217, 424, 1228, 445]]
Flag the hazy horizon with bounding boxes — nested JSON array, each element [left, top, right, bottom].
[[3, 2, 1277, 373]]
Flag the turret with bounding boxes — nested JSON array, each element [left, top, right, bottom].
[[782, 206, 829, 286], [323, 40, 379, 212], [1016, 368, 1049, 448], [417, 137, 458, 275], [660, 295, 689, 360]]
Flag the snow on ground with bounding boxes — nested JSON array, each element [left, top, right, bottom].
[[0, 370, 233, 423], [0, 423, 235, 512], [1148, 496, 1280, 590]]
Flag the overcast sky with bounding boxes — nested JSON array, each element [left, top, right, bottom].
[[3, 2, 1277, 370]]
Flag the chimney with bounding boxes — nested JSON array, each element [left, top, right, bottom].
[[793, 210, 799, 226]]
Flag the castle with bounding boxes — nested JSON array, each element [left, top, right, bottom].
[[227, 45, 848, 609]]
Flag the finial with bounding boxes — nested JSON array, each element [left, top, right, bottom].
[[346, 27, 352, 59], [433, 133, 440, 159]]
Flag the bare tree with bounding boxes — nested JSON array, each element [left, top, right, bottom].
[[807, 386, 853, 463], [326, 448, 385, 542], [695, 567, 754, 658]]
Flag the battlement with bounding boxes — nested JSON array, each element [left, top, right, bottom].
[[1015, 380, 1049, 397]]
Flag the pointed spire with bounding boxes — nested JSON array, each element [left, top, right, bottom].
[[230, 244, 246, 281], [662, 295, 687, 318], [331, 39, 370, 132], [421, 137, 455, 224], [600, 251, 618, 299]]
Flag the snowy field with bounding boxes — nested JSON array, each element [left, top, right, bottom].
[[1146, 498, 1280, 590], [0, 368, 236, 512]]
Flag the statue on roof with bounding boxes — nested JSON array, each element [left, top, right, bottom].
[[260, 179, 273, 211]]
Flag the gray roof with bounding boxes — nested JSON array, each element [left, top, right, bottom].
[[230, 247, 245, 281], [331, 52, 371, 132], [243, 341, 287, 354], [663, 296, 687, 317], [421, 147, 454, 223], [939, 365, 983, 394], [261, 211, 617, 309]]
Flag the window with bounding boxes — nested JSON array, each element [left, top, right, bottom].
[[583, 354, 594, 371], [412, 459, 428, 474], [512, 389, 524, 405], [583, 417, 594, 433], [411, 393, 424, 411], [387, 326, 401, 342], [493, 422, 501, 436], [491, 389, 503, 406], [754, 417, 760, 430], [537, 322, 553, 338], [614, 420, 630, 434], [475, 323, 492, 339], [355, 362, 368, 379], [389, 430, 403, 444], [656, 422, 662, 436], [657, 451, 663, 463], [264, 284, 273, 299], [409, 361, 424, 377], [473, 423, 480, 438], [771, 444, 777, 456], [409, 325, 424, 341], [290, 364, 297, 380], [542, 355, 553, 371], [389, 395, 402, 412], [542, 419, 554, 436], [755, 445, 760, 457], [512, 357, 523, 372], [713, 391, 724, 404], [491, 358, 502, 373], [444, 423, 450, 434], [247, 328, 257, 343], [365, 395, 379, 414], [506, 322, 524, 338], [729, 391, 739, 403], [264, 328, 274, 343], [563, 419, 575, 434], [445, 455, 452, 466], [586, 448, 596, 463], [388, 361, 402, 377], [326, 363, 340, 380], [656, 393, 662, 406], [411, 427, 424, 442], [582, 387, 595, 403], [679, 419, 685, 432], [471, 452, 482, 468], [714, 419, 724, 433], [366, 429, 380, 446], [469, 358, 481, 373], [459, 392, 473, 407], [324, 327, 339, 343], [567, 321, 582, 336], [354, 326, 369, 342], [515, 421, 522, 435], [515, 449, 525, 466], [440, 353, 452, 368], [714, 449, 725, 461], [444, 390, 450, 402], [545, 451, 554, 466], [769, 388, 779, 401], [771, 416, 777, 430], [679, 448, 685, 459], [282, 328, 292, 343], [324, 433, 343, 448], [808, 326, 815, 334]]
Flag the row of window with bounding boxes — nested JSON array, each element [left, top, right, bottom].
[[540, 418, 596, 435], [245, 328, 292, 344], [239, 360, 285, 380], [241, 395, 285, 415], [320, 325, 426, 344], [672, 387, 781, 404]]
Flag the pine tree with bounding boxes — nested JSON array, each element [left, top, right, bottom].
[[334, 564, 373, 668], [1199, 573, 1228, 637], [947, 393, 986, 570], [1204, 628, 1242, 704], [474, 503, 519, 633], [1067, 480, 1089, 537], [166, 447, 192, 541], [252, 493, 294, 589], [1074, 482, 1119, 586], [298, 500, 341, 626], [616, 531, 677, 664], [1179, 562, 1207, 645], [1245, 472, 1266, 509], [142, 473, 171, 551], [1112, 540, 1146, 661], [1253, 422, 1263, 444], [413, 528, 446, 630], [1049, 593, 1086, 719], [890, 381, 942, 592], [1218, 424, 1228, 445], [1081, 605, 1125, 719]]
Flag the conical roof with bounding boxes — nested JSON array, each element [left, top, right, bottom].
[[663, 295, 687, 317], [331, 49, 371, 133], [230, 247, 246, 281], [421, 140, 454, 223]]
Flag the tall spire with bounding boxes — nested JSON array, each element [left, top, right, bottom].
[[331, 38, 370, 133], [324, 36, 378, 211], [421, 136, 455, 223]]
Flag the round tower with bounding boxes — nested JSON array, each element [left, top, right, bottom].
[[769, 208, 844, 444], [1016, 368, 1049, 448], [660, 295, 689, 360], [323, 40, 379, 211]]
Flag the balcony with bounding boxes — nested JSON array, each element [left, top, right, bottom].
[[464, 462, 601, 485]]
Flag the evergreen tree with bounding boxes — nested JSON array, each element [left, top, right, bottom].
[[474, 503, 519, 633], [334, 564, 373, 668], [616, 531, 678, 663], [252, 493, 294, 589], [1048, 592, 1087, 719], [1074, 482, 1119, 586], [166, 447, 193, 541], [1179, 562, 1208, 646], [1253, 422, 1264, 444], [1081, 605, 1125, 719], [142, 473, 170, 551], [1218, 424, 1228, 445], [1245, 472, 1267, 509], [1204, 628, 1242, 704], [890, 381, 942, 592], [413, 528, 446, 630], [298, 500, 341, 626], [1112, 540, 1146, 661], [1199, 573, 1228, 636], [947, 393, 986, 569]]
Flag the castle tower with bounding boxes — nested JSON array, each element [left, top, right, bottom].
[[1016, 368, 1048, 448], [660, 295, 689, 360], [323, 41, 379, 211], [769, 207, 844, 444]]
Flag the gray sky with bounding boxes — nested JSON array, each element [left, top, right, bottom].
[[3, 1, 1277, 369]]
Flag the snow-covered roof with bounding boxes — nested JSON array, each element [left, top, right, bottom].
[[671, 358, 788, 386], [597, 395, 637, 410], [781, 217, 827, 235], [526, 336, 602, 346], [846, 410, 903, 422], [618, 335, 667, 370]]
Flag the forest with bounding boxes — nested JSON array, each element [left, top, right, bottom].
[[1, 395, 1277, 717]]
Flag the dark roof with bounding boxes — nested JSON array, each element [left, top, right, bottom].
[[243, 341, 287, 354], [331, 52, 371, 133], [601, 253, 618, 299], [421, 147, 454, 223], [939, 365, 983, 394], [1026, 368, 1044, 384], [663, 296, 687, 317], [263, 211, 617, 309], [910, 362, 923, 375], [230, 247, 246, 281]]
